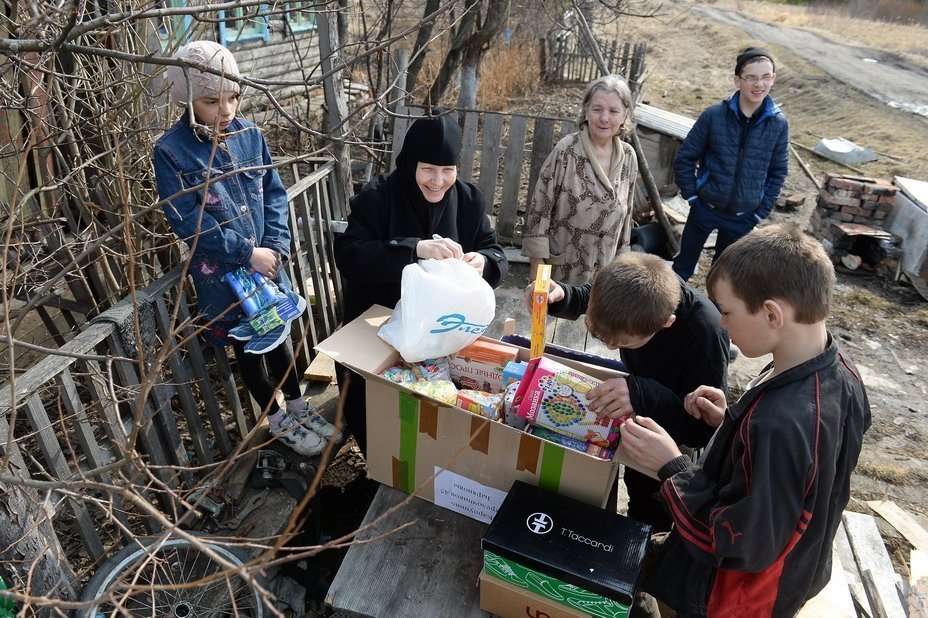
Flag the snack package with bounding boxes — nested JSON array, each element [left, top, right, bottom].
[[410, 357, 452, 382], [502, 380, 526, 430], [526, 425, 614, 461], [379, 365, 418, 384], [502, 360, 528, 388], [224, 268, 301, 335], [405, 379, 459, 405], [455, 390, 503, 420], [512, 356, 618, 447]]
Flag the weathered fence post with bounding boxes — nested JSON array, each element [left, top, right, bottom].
[[318, 7, 353, 215]]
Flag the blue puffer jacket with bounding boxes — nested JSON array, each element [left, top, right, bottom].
[[154, 117, 291, 320], [673, 92, 789, 220]]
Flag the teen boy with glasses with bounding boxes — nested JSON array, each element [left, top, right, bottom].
[[671, 46, 789, 282]]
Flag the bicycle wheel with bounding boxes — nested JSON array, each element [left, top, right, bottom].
[[79, 533, 266, 617]]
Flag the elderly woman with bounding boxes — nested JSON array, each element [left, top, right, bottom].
[[522, 74, 638, 285], [334, 109, 509, 454]]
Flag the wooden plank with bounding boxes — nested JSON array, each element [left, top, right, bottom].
[[635, 103, 694, 141], [844, 510, 907, 618], [835, 520, 874, 617], [476, 112, 504, 206], [497, 114, 528, 240], [867, 500, 928, 555], [798, 547, 856, 617], [25, 394, 105, 561], [304, 352, 337, 384], [326, 485, 486, 617], [153, 296, 213, 465], [459, 110, 479, 183], [527, 117, 556, 209]]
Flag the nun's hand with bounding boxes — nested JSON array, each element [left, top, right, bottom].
[[463, 252, 486, 275], [416, 238, 463, 260]]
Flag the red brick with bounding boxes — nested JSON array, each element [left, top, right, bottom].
[[819, 188, 861, 208], [872, 210, 888, 220], [878, 194, 896, 205], [835, 211, 854, 222], [827, 177, 866, 192], [841, 205, 862, 216], [863, 184, 896, 197]]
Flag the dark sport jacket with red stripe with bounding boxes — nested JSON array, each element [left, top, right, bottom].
[[643, 335, 870, 616]]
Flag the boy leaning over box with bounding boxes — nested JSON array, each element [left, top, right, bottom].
[[528, 252, 730, 531], [621, 224, 871, 616]]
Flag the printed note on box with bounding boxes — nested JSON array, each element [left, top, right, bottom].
[[513, 356, 617, 447]]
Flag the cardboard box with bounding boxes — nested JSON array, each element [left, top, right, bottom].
[[482, 481, 650, 617], [315, 305, 639, 523], [479, 571, 591, 618], [449, 339, 520, 392]]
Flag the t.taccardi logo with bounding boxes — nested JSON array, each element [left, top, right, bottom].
[[526, 512, 554, 534]]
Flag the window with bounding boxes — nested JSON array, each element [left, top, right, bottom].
[[288, 1, 317, 32], [157, 0, 192, 50], [218, 4, 271, 45]]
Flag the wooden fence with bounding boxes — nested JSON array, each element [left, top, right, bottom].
[[543, 35, 647, 90], [0, 159, 344, 583], [391, 106, 578, 245]]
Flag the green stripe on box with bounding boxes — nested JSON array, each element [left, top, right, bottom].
[[538, 441, 565, 494], [483, 550, 629, 618], [397, 391, 419, 493]]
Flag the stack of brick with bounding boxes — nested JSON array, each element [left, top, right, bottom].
[[809, 173, 897, 244]]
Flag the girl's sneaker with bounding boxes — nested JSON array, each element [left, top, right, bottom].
[[291, 404, 343, 443], [269, 411, 326, 457]]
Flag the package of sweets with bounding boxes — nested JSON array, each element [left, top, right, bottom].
[[405, 379, 458, 405], [410, 357, 452, 382], [380, 365, 417, 384], [513, 356, 618, 447], [502, 380, 526, 430], [526, 425, 614, 461], [455, 390, 503, 420], [502, 360, 528, 388]]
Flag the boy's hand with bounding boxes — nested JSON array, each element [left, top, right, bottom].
[[416, 237, 464, 260], [250, 247, 281, 278], [684, 386, 727, 428], [619, 416, 682, 471], [586, 378, 634, 421], [522, 280, 565, 314], [462, 251, 486, 276]]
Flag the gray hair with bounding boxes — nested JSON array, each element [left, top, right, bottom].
[[578, 74, 634, 135]]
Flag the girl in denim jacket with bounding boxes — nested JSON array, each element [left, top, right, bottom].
[[154, 41, 338, 458]]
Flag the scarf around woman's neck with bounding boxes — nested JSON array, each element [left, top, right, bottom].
[[579, 124, 626, 188]]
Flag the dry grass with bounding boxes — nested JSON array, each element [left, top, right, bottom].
[[856, 461, 914, 485], [477, 40, 543, 111]]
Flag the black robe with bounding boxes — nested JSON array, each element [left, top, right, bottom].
[[334, 172, 508, 323]]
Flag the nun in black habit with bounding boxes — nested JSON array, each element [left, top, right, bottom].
[[333, 109, 509, 454]]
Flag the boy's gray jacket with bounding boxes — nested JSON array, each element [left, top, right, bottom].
[[644, 335, 870, 616], [673, 93, 789, 221]]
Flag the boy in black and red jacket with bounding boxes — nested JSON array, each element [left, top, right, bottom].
[[621, 224, 871, 616]]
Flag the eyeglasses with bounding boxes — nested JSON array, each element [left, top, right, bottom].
[[738, 73, 775, 85]]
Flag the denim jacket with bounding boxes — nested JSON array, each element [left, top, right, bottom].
[[153, 117, 291, 321]]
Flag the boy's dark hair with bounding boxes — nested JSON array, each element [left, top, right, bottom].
[[706, 224, 834, 323], [735, 46, 775, 75], [586, 253, 681, 339]]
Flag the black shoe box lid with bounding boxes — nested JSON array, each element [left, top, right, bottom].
[[482, 480, 651, 605]]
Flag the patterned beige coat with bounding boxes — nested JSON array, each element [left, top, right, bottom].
[[521, 127, 638, 284]]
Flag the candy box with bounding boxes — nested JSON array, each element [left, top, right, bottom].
[[455, 389, 503, 420], [502, 360, 528, 388], [513, 356, 618, 447], [449, 339, 520, 392]]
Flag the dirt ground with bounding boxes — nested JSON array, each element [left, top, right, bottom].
[[302, 1, 928, 609], [617, 0, 928, 525]]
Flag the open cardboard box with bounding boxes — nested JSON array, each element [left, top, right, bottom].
[[479, 571, 592, 618], [316, 305, 653, 523]]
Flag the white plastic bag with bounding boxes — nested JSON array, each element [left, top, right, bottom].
[[378, 258, 495, 362]]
